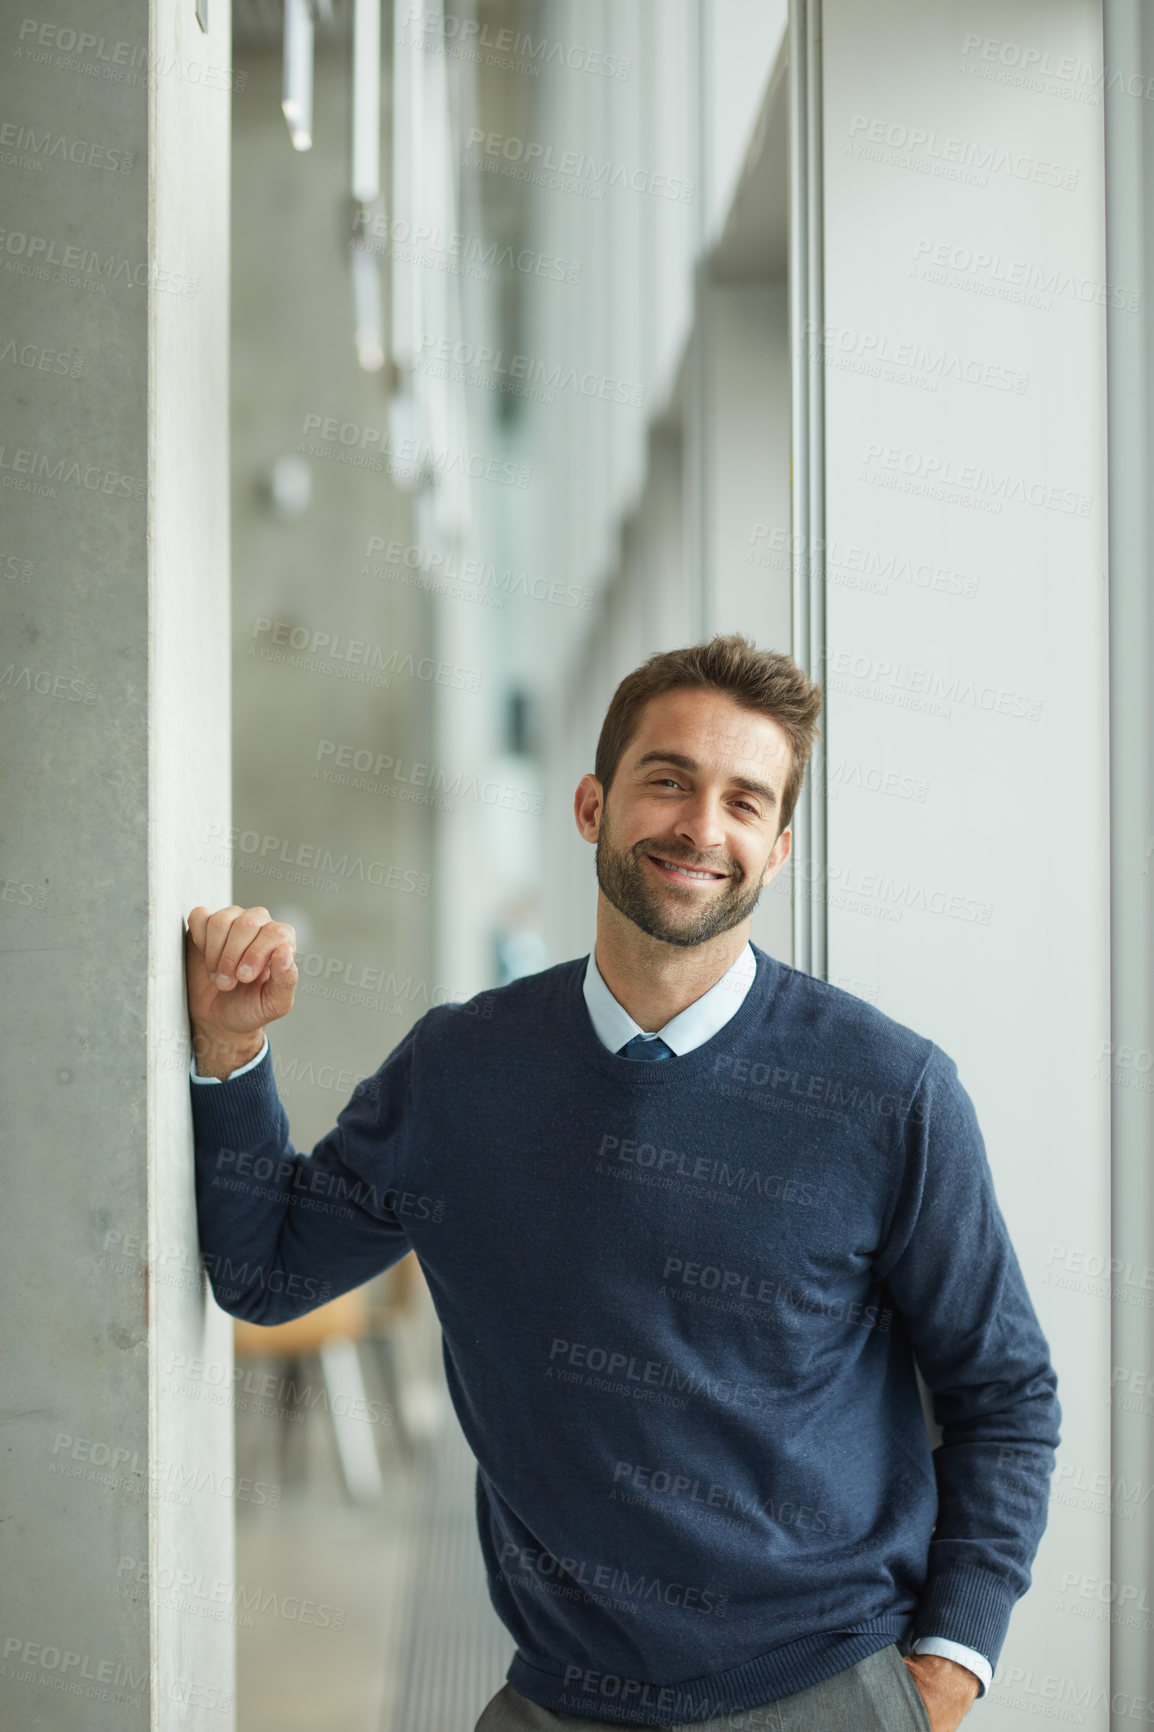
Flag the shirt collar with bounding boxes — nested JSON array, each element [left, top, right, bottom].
[[581, 941, 756, 1057]]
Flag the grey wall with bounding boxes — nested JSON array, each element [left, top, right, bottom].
[[0, 0, 235, 1726]]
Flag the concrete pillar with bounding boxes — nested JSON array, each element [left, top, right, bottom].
[[0, 3, 234, 1726]]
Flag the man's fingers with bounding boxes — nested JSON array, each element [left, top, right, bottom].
[[264, 946, 299, 1002], [185, 907, 296, 1009], [270, 944, 297, 976], [210, 900, 263, 983], [185, 906, 214, 953], [240, 944, 296, 1002], [185, 907, 299, 1035], [215, 918, 294, 989], [200, 905, 247, 977], [235, 933, 296, 986], [207, 906, 270, 982], [259, 949, 298, 1011]]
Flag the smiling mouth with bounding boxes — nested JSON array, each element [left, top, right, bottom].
[[646, 853, 729, 883]]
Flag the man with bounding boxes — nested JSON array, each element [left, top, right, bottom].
[[185, 633, 1060, 1732]]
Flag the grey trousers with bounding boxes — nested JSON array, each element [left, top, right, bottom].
[[475, 1644, 932, 1732]]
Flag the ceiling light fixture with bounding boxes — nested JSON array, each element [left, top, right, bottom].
[[282, 0, 314, 150]]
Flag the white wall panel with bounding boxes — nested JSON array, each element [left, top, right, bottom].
[[822, 1, 1111, 1722], [704, 0, 789, 247], [695, 279, 793, 963]]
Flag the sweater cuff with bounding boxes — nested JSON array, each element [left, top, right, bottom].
[[189, 1039, 283, 1151], [913, 1567, 1016, 1672]]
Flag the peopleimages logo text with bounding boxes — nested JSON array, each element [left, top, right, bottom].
[[464, 129, 695, 202]]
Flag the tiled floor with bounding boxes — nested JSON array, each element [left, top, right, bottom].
[[234, 1279, 513, 1732]]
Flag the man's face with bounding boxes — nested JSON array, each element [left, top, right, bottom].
[[579, 689, 794, 949]]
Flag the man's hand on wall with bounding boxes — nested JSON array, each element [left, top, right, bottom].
[[903, 1654, 982, 1732], [184, 904, 298, 1078]]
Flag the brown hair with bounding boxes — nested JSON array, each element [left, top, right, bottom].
[[593, 633, 823, 836]]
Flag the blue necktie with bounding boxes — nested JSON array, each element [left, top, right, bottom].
[[618, 1033, 674, 1061]]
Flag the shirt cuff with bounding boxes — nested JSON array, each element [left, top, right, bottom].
[[189, 1034, 269, 1084], [911, 1637, 991, 1697]]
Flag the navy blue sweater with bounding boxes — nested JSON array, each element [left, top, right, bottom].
[[191, 944, 1060, 1725]]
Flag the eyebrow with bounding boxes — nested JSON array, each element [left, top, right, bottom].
[[631, 750, 780, 807]]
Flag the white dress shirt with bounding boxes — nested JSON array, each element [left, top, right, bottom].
[[191, 937, 990, 1693]]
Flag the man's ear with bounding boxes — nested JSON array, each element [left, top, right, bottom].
[[573, 773, 603, 843]]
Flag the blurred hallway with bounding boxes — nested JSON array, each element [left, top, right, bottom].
[[233, 1271, 512, 1732]]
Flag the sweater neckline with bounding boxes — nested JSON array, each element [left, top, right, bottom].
[[567, 941, 779, 1082]]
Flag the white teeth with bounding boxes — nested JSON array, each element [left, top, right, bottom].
[[655, 858, 721, 880]]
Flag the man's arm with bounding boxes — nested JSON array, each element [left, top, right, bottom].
[[185, 904, 416, 1324], [878, 1043, 1061, 1675]]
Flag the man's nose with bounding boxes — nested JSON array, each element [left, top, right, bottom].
[[672, 796, 728, 850]]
